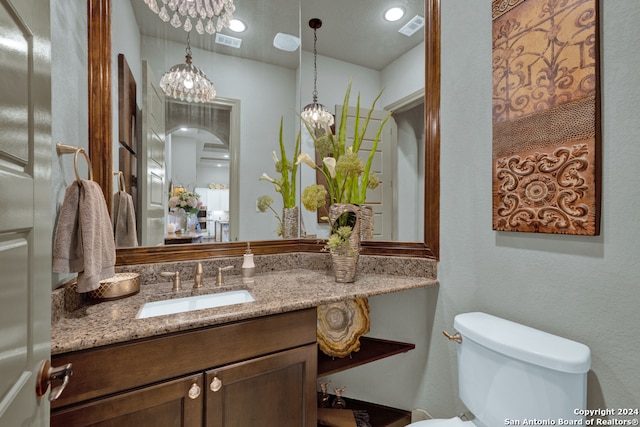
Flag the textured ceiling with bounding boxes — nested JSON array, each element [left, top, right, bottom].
[[130, 0, 425, 70]]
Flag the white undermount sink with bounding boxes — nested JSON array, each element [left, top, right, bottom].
[[137, 290, 255, 319]]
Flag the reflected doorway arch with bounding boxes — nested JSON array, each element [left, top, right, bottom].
[[165, 97, 240, 241]]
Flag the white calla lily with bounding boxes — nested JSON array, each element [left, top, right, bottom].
[[271, 151, 279, 164], [323, 157, 336, 178], [259, 173, 276, 183], [296, 153, 317, 169]]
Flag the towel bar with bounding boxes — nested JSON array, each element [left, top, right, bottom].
[[113, 171, 127, 192], [56, 142, 93, 182]]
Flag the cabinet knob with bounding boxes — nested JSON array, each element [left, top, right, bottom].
[[188, 383, 201, 399], [210, 376, 222, 392]]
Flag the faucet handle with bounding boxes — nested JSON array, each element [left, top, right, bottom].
[[161, 271, 181, 291], [216, 266, 234, 286], [193, 263, 204, 289]]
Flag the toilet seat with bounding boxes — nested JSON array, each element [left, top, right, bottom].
[[409, 417, 474, 426]]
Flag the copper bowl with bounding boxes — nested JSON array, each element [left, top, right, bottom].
[[88, 272, 141, 301]]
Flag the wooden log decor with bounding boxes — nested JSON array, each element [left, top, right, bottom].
[[492, 0, 601, 235]]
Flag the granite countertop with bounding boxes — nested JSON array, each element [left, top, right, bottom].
[[51, 268, 438, 355]]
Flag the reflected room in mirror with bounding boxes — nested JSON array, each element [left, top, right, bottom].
[[89, 0, 438, 262]]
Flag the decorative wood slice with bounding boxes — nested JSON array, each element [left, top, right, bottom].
[[317, 298, 370, 358]]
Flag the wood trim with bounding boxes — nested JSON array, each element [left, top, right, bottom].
[[87, 0, 112, 210], [424, 0, 441, 260], [89, 0, 440, 264]]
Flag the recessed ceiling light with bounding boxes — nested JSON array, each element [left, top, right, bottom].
[[229, 19, 246, 33], [180, 127, 188, 131], [384, 7, 405, 22]]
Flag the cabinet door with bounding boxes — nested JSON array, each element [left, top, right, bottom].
[[205, 344, 317, 427], [51, 374, 203, 427]]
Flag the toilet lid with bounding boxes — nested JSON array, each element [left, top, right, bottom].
[[410, 417, 473, 427]]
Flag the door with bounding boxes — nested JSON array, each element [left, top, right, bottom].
[[205, 344, 317, 427], [335, 105, 396, 240], [139, 61, 166, 246], [51, 374, 203, 427], [0, 0, 52, 424]]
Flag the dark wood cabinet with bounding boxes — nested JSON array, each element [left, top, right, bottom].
[[51, 374, 204, 427], [51, 309, 317, 427], [206, 344, 317, 427]]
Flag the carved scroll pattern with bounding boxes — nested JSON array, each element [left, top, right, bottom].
[[494, 144, 596, 234]]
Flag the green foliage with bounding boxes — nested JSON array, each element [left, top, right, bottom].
[[259, 116, 301, 209], [298, 79, 392, 207]]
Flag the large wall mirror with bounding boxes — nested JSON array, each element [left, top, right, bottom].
[[88, 0, 440, 264]]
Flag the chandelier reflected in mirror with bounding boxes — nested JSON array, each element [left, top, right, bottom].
[[143, 0, 236, 35], [160, 34, 216, 103], [301, 18, 334, 130]]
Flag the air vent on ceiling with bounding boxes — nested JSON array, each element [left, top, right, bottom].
[[398, 15, 424, 37], [215, 33, 242, 48]]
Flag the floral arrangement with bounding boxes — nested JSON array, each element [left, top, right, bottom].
[[258, 116, 301, 234], [169, 190, 201, 215], [297, 79, 391, 212], [259, 117, 301, 209]]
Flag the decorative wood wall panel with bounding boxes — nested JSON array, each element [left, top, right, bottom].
[[492, 0, 600, 235]]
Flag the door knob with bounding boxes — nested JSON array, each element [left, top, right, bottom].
[[35, 360, 73, 401]]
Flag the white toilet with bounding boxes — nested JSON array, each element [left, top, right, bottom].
[[410, 312, 591, 427]]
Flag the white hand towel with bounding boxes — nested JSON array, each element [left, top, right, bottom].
[[112, 190, 138, 247], [53, 179, 116, 292]]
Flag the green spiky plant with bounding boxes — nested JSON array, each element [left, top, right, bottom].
[[297, 79, 392, 208], [259, 116, 301, 209], [258, 117, 301, 235]]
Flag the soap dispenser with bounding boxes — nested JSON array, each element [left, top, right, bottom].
[[241, 242, 255, 283]]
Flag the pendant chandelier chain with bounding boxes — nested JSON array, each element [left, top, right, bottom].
[[300, 18, 333, 129], [185, 33, 193, 64], [312, 28, 319, 103]]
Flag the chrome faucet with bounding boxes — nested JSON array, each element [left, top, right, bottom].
[[215, 266, 234, 286]]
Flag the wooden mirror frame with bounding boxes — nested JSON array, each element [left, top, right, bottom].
[[87, 0, 440, 265]]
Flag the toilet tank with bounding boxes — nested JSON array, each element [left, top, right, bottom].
[[454, 312, 590, 427]]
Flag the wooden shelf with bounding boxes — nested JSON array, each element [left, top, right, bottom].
[[317, 337, 415, 377], [317, 395, 411, 427], [316, 337, 415, 426]]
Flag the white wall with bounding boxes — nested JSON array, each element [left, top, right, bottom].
[[331, 0, 640, 417], [50, 0, 88, 288], [111, 0, 142, 193], [381, 41, 425, 107], [171, 137, 198, 189]]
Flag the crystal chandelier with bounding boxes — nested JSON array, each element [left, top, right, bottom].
[[159, 34, 216, 103], [301, 18, 334, 130], [143, 0, 236, 35]]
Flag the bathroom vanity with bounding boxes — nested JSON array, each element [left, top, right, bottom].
[[51, 309, 317, 426], [50, 260, 437, 426]]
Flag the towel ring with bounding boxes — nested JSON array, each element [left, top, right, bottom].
[[113, 171, 126, 193], [56, 142, 93, 182]]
